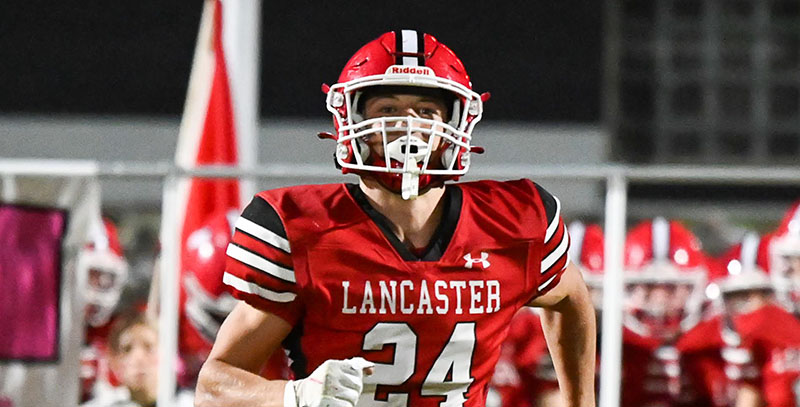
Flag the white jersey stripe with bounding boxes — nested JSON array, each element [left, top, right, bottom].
[[538, 271, 559, 292], [544, 196, 561, 243], [236, 216, 291, 253], [223, 272, 296, 303], [541, 224, 570, 274], [401, 29, 419, 66], [226, 243, 296, 283]]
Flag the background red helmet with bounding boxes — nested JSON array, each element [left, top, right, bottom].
[[181, 209, 239, 345], [567, 221, 605, 284], [568, 221, 605, 310], [178, 209, 240, 387], [324, 29, 486, 199], [708, 232, 773, 299], [79, 217, 129, 327], [623, 217, 709, 339]]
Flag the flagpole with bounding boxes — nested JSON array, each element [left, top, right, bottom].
[[157, 175, 181, 407], [222, 0, 261, 202]]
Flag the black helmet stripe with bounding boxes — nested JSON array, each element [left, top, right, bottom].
[[395, 29, 425, 66]]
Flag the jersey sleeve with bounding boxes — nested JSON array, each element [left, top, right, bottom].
[[534, 183, 570, 296], [223, 195, 302, 326]]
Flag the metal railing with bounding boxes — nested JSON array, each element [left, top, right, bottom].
[[2, 158, 799, 407]]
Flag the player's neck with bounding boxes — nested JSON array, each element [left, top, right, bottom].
[[358, 178, 446, 249]]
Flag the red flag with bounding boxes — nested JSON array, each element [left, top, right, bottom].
[[176, 0, 241, 243], [159, 1, 258, 402]]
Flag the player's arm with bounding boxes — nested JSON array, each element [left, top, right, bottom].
[[529, 262, 596, 407], [195, 301, 292, 407]]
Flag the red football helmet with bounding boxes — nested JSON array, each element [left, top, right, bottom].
[[770, 201, 800, 312], [707, 232, 774, 318], [710, 232, 773, 297], [623, 217, 709, 340], [178, 209, 239, 386], [323, 29, 488, 199], [79, 218, 129, 327], [181, 209, 239, 346], [567, 221, 605, 309]]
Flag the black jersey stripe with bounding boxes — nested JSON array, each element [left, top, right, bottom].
[[240, 196, 287, 239], [534, 183, 559, 228]]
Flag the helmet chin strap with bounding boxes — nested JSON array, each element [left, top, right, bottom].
[[385, 135, 430, 200]]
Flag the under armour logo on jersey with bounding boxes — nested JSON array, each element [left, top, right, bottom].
[[463, 252, 491, 269]]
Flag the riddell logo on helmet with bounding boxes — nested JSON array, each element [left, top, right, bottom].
[[385, 65, 434, 76]]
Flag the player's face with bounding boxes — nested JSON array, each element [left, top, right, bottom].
[[626, 282, 691, 338], [362, 93, 448, 156], [85, 267, 122, 326], [111, 323, 158, 401], [626, 283, 690, 316], [782, 254, 800, 281], [723, 289, 772, 317]]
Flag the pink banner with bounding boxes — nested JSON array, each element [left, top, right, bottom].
[[0, 205, 66, 361]]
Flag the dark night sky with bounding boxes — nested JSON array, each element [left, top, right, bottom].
[[1, 1, 603, 122]]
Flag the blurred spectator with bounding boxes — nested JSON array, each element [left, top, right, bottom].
[[82, 310, 158, 407]]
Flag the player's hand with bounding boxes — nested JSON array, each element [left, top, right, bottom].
[[285, 357, 374, 407]]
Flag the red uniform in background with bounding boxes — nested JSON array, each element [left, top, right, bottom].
[[224, 180, 571, 407], [770, 201, 800, 315], [730, 304, 800, 407], [620, 218, 711, 407], [490, 308, 557, 407], [178, 209, 289, 387], [79, 218, 128, 402], [675, 316, 734, 407], [489, 221, 604, 407]]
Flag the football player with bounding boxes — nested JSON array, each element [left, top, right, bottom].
[[674, 232, 775, 407], [195, 30, 596, 407], [489, 221, 605, 407], [620, 218, 710, 407], [489, 307, 560, 407], [771, 201, 800, 316], [179, 209, 290, 388], [711, 231, 800, 407], [78, 217, 129, 402]]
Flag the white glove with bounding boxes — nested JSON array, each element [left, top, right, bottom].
[[284, 357, 374, 407]]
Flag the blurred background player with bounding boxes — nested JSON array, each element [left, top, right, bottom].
[[620, 217, 710, 407], [568, 222, 605, 313], [771, 201, 800, 316], [178, 210, 290, 389], [674, 231, 776, 407], [488, 221, 603, 407], [489, 307, 560, 407], [79, 218, 129, 403], [709, 231, 800, 407], [178, 209, 240, 387]]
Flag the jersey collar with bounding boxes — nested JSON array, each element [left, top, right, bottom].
[[345, 183, 462, 261]]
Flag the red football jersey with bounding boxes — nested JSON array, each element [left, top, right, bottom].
[[224, 180, 570, 407], [490, 307, 558, 407], [731, 304, 800, 407], [620, 327, 680, 407], [676, 316, 734, 407]]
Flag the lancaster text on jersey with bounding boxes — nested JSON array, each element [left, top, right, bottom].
[[341, 279, 501, 315]]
